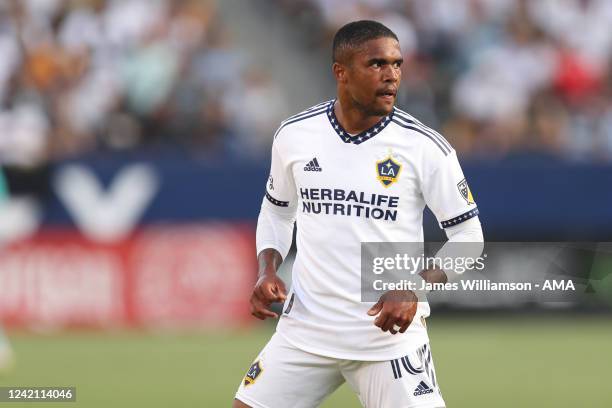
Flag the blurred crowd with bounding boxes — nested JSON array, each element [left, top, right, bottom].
[[279, 0, 612, 161], [0, 0, 288, 168], [2, 0, 612, 166]]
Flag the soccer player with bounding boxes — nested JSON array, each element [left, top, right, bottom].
[[234, 20, 483, 408]]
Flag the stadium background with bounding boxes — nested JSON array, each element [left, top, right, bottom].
[[0, 0, 611, 406]]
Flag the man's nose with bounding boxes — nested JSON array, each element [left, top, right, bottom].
[[383, 66, 400, 82]]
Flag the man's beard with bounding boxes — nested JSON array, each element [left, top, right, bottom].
[[351, 95, 392, 117]]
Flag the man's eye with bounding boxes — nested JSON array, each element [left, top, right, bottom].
[[372, 62, 381, 68]]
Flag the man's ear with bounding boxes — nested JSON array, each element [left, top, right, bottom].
[[333, 62, 347, 84]]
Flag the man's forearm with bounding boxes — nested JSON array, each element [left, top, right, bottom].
[[256, 200, 296, 261], [419, 268, 448, 284], [258, 248, 283, 277], [418, 217, 483, 291]]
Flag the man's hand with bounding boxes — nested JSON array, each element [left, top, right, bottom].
[[250, 249, 287, 320], [367, 290, 418, 335], [250, 273, 287, 320]]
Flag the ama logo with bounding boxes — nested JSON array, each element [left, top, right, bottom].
[[376, 156, 402, 187]]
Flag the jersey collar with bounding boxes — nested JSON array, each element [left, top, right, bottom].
[[326, 100, 394, 145]]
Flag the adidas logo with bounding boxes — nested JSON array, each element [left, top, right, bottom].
[[304, 158, 322, 172], [413, 381, 434, 396]]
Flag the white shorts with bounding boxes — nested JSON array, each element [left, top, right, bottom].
[[235, 332, 445, 408]]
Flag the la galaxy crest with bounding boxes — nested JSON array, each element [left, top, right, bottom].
[[376, 156, 402, 187], [243, 360, 263, 386], [457, 178, 475, 204]]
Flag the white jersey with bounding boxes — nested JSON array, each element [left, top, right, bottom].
[[257, 100, 478, 361]]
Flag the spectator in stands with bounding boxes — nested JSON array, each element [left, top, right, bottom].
[[2, 0, 612, 163]]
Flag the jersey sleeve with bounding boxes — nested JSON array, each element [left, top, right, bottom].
[[256, 136, 298, 258], [421, 149, 479, 229], [264, 138, 297, 209]]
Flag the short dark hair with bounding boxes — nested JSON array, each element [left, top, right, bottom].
[[332, 20, 398, 63]]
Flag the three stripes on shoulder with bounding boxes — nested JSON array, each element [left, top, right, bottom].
[[391, 109, 452, 156], [274, 100, 334, 139]]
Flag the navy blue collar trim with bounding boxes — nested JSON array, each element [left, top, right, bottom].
[[326, 101, 394, 145]]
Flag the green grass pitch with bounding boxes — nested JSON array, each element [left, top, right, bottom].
[[1, 316, 611, 407]]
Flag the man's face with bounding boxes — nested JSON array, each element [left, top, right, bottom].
[[341, 37, 402, 116]]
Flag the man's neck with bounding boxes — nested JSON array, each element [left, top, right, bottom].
[[334, 98, 386, 136]]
